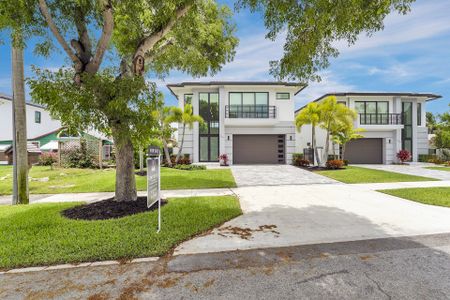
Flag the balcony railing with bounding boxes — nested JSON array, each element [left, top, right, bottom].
[[225, 105, 276, 119], [359, 113, 403, 125]]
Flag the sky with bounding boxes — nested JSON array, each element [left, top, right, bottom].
[[0, 0, 449, 114]]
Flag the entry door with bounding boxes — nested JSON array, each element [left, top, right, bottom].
[[199, 93, 219, 162]]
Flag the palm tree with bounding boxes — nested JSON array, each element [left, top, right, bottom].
[[153, 106, 178, 167], [166, 104, 204, 163], [11, 33, 29, 204], [319, 96, 357, 165], [295, 102, 322, 165], [332, 125, 365, 160]]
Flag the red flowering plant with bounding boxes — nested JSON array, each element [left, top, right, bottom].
[[396, 149, 411, 164], [219, 154, 229, 166]]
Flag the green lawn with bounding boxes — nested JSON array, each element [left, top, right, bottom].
[[0, 196, 241, 270], [379, 187, 450, 207], [425, 166, 450, 172], [0, 166, 236, 195], [316, 166, 438, 184]]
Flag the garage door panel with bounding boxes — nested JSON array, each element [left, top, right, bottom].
[[346, 138, 383, 164], [233, 135, 284, 164]]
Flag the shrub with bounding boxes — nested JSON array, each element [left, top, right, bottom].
[[428, 157, 445, 165], [168, 155, 191, 165], [63, 140, 96, 168], [292, 153, 303, 160], [343, 159, 349, 166], [172, 164, 206, 171], [325, 159, 344, 170], [219, 153, 229, 166], [419, 154, 437, 162], [39, 152, 58, 167], [396, 149, 411, 164], [294, 159, 310, 167]]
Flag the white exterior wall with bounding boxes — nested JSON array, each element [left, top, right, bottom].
[[295, 94, 431, 164], [171, 84, 299, 164], [0, 96, 61, 142]]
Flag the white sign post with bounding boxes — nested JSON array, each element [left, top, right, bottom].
[[147, 146, 161, 233]]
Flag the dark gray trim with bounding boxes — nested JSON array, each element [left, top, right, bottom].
[[167, 81, 307, 99], [295, 92, 442, 114]]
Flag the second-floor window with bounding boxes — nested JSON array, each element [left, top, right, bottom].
[[35, 111, 41, 124], [417, 102, 422, 126], [228, 92, 274, 118], [184, 94, 193, 106], [276, 92, 290, 100], [355, 101, 389, 124]]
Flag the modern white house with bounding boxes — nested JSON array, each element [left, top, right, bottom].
[[296, 92, 441, 164], [0, 93, 61, 142], [167, 82, 306, 164]]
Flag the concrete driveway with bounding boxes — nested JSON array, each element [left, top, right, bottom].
[[175, 183, 450, 255], [231, 164, 337, 187]]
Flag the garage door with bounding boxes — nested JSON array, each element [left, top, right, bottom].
[[233, 135, 285, 164], [345, 138, 383, 164]]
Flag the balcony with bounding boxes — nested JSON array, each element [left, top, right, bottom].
[[225, 105, 276, 119], [359, 113, 403, 125]]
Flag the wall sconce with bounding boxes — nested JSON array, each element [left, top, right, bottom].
[[227, 135, 230, 141], [289, 135, 293, 141], [388, 139, 391, 144]]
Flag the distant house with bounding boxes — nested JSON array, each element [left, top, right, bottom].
[[3, 143, 42, 166]]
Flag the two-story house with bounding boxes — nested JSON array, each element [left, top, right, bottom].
[[167, 82, 306, 164], [296, 92, 441, 164]]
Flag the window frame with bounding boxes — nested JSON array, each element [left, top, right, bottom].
[[276, 92, 290, 100], [355, 101, 389, 124], [34, 111, 41, 124], [417, 102, 422, 126], [183, 93, 193, 106]]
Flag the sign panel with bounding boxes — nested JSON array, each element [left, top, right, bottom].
[[148, 146, 160, 157], [147, 157, 160, 208]]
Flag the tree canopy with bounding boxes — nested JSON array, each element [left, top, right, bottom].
[[237, 0, 415, 81]]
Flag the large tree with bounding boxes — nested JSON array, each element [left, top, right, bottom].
[[237, 0, 414, 81], [28, 0, 238, 202]]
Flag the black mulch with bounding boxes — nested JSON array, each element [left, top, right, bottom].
[[61, 196, 167, 221]]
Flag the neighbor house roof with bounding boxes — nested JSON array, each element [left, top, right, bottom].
[[295, 92, 442, 114], [167, 81, 307, 98], [0, 93, 46, 109], [4, 142, 42, 154]]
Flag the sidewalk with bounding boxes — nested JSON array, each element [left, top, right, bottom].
[[0, 188, 235, 205], [352, 180, 450, 190]]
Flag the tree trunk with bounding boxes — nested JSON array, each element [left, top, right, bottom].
[[322, 126, 331, 166], [176, 124, 186, 163], [312, 125, 320, 166], [163, 140, 172, 167], [12, 39, 29, 205], [111, 125, 137, 202], [139, 147, 144, 173], [342, 144, 346, 161]]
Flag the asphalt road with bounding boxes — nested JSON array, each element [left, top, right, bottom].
[[1, 233, 450, 299]]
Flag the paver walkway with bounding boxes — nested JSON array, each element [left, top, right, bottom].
[[357, 163, 450, 180], [231, 164, 337, 187]]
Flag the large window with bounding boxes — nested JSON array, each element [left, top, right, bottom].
[[228, 92, 270, 118], [355, 101, 389, 124], [199, 93, 219, 162], [402, 102, 413, 157], [184, 94, 193, 106], [417, 102, 422, 126]]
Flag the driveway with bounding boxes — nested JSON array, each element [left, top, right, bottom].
[[356, 163, 450, 180], [231, 164, 338, 187], [175, 183, 450, 255]]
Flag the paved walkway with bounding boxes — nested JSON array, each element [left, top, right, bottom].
[[175, 183, 450, 255], [231, 165, 338, 187], [357, 163, 450, 180], [353, 180, 450, 190], [0, 188, 235, 205]]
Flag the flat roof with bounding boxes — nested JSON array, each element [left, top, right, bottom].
[[295, 92, 442, 113], [166, 81, 307, 98], [0, 93, 46, 109]]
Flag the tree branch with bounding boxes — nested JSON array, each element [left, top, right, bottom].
[[134, 3, 192, 59], [145, 38, 174, 62], [38, 0, 79, 64], [86, 0, 114, 73]]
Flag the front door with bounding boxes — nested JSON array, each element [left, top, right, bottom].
[[199, 92, 219, 162]]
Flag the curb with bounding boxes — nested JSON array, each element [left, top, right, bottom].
[[0, 256, 160, 275]]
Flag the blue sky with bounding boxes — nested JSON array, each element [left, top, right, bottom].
[[0, 0, 449, 114]]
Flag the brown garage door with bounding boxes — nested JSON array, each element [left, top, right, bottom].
[[345, 138, 383, 164], [233, 135, 285, 164]]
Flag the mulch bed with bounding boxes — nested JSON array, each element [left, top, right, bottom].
[[62, 196, 167, 221], [296, 166, 347, 172]]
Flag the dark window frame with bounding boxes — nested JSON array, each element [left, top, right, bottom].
[[276, 92, 290, 100], [184, 93, 193, 106], [35, 111, 41, 124], [402, 101, 413, 157], [198, 92, 219, 162], [355, 101, 390, 124], [417, 102, 422, 126], [228, 92, 269, 106]]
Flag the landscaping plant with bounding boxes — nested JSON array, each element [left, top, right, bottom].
[[38, 152, 58, 168], [397, 149, 411, 164], [219, 154, 229, 166], [294, 159, 311, 167], [325, 159, 344, 170]]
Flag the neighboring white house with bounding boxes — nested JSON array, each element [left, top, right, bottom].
[[0, 93, 61, 142], [295, 92, 441, 164], [167, 82, 306, 164]]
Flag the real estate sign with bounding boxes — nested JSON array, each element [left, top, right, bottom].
[[147, 146, 161, 232]]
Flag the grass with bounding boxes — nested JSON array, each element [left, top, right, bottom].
[[0, 195, 241, 270], [0, 166, 236, 195], [425, 166, 450, 172], [379, 187, 450, 207], [316, 166, 439, 184]]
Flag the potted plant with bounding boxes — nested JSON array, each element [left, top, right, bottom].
[[219, 154, 229, 166]]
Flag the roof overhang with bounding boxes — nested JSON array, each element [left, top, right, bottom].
[[166, 81, 307, 99]]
